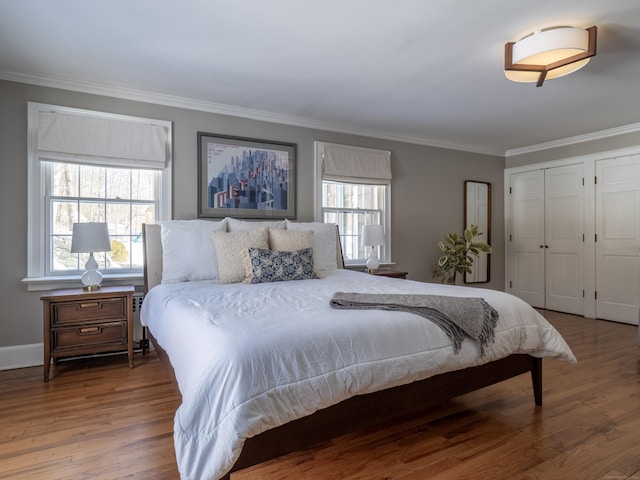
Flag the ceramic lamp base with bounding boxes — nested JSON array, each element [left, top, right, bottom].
[[366, 248, 380, 273], [80, 253, 103, 291]]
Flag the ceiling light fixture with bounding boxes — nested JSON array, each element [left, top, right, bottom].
[[505, 25, 597, 87]]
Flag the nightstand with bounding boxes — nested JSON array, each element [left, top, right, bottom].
[[369, 269, 408, 279], [41, 285, 134, 382]]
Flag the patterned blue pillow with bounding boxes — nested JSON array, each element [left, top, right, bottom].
[[242, 247, 319, 284]]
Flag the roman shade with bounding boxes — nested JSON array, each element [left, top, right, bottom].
[[37, 109, 171, 170], [322, 143, 391, 185]]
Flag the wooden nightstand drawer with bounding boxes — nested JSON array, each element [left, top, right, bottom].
[[52, 298, 126, 325], [53, 321, 127, 351]]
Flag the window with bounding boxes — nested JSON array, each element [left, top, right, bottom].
[[315, 142, 391, 266], [25, 103, 172, 290], [47, 162, 157, 274], [322, 182, 388, 263]]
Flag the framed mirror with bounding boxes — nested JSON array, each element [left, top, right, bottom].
[[464, 181, 491, 283]]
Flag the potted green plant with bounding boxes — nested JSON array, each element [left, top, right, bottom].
[[432, 224, 492, 284]]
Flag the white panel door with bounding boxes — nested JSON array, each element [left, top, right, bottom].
[[544, 164, 584, 315], [596, 155, 640, 325], [510, 170, 545, 307]]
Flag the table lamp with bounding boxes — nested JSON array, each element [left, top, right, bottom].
[[71, 222, 112, 291], [361, 224, 385, 273]]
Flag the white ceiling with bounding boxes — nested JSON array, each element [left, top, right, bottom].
[[2, 0, 640, 156]]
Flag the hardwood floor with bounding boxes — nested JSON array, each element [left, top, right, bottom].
[[0, 353, 180, 480], [1, 311, 639, 479]]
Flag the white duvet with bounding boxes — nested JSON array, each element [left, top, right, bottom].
[[141, 269, 576, 480]]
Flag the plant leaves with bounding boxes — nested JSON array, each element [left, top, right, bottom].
[[464, 229, 473, 243], [432, 226, 492, 280]]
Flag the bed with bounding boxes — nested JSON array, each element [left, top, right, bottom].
[[140, 220, 575, 480]]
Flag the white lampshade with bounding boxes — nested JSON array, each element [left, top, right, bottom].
[[505, 26, 597, 87], [71, 222, 111, 290], [71, 222, 112, 253], [361, 224, 385, 247]]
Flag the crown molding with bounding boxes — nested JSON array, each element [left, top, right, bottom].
[[5, 69, 639, 159], [505, 121, 640, 157], [0, 69, 503, 157]]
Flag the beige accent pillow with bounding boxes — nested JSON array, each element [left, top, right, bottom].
[[269, 228, 314, 251], [211, 228, 269, 284], [269, 228, 323, 278]]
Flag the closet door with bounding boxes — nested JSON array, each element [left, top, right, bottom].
[[596, 155, 640, 325], [544, 164, 584, 315], [509, 165, 584, 314], [509, 170, 545, 308]]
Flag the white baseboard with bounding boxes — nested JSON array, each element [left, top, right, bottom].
[[0, 338, 155, 371], [0, 343, 43, 371]]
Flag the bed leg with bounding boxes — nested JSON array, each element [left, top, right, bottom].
[[531, 357, 542, 406], [141, 326, 149, 355]]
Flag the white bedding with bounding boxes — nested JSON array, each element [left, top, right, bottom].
[[141, 269, 576, 480]]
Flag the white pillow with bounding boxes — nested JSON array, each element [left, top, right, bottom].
[[226, 217, 285, 232], [285, 220, 338, 271], [211, 228, 269, 283], [159, 219, 227, 283]]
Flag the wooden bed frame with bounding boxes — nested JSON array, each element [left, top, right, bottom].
[[142, 223, 542, 480]]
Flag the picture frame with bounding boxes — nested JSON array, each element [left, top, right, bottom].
[[197, 132, 296, 219]]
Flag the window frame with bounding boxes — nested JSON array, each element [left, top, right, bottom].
[[24, 103, 172, 291], [314, 141, 392, 267], [45, 162, 160, 276]]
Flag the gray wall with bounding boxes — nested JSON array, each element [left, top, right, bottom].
[[0, 79, 505, 349]]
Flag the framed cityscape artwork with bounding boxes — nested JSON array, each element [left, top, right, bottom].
[[197, 132, 296, 219]]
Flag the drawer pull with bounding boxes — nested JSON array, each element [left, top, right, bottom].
[[79, 302, 101, 310], [78, 327, 102, 335]]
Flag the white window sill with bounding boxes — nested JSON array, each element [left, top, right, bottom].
[[22, 273, 144, 292]]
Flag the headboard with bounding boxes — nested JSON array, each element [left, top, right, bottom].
[[142, 223, 163, 294], [142, 223, 345, 293]]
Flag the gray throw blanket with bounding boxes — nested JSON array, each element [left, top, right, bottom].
[[330, 292, 498, 356]]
